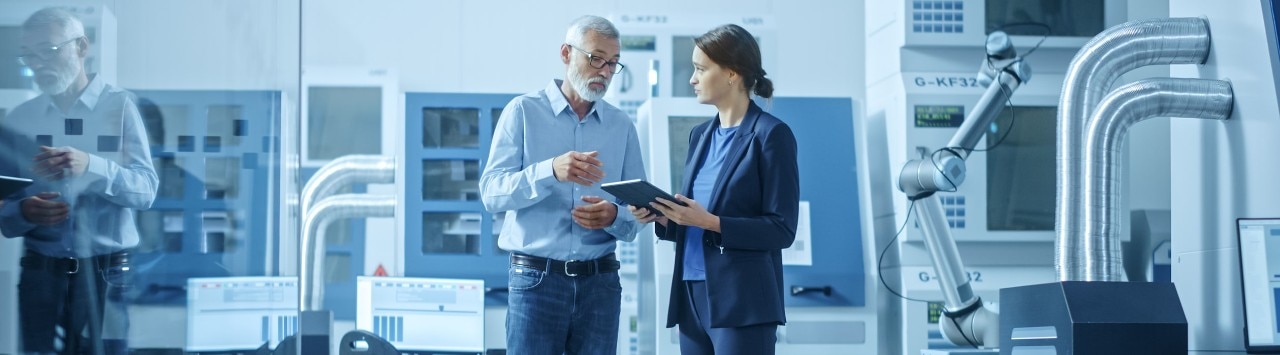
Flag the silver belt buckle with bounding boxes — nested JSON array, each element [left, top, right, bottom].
[[564, 260, 579, 277], [63, 257, 79, 274]]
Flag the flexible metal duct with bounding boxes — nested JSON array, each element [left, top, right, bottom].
[[297, 155, 395, 311], [1057, 18, 1211, 281], [1080, 78, 1233, 281], [300, 155, 396, 216], [300, 194, 396, 311]]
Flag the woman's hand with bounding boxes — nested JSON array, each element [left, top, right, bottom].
[[628, 205, 668, 226], [649, 194, 719, 232]]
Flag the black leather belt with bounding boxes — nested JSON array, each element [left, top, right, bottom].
[[510, 253, 620, 277], [20, 250, 129, 275]]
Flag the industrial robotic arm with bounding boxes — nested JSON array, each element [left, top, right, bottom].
[[895, 31, 1030, 349]]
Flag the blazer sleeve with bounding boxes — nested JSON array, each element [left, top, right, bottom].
[[714, 122, 800, 251]]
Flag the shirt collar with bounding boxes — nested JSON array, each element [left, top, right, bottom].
[[41, 74, 105, 113], [547, 79, 601, 123]]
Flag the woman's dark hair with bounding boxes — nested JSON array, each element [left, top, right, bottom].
[[694, 24, 773, 99]]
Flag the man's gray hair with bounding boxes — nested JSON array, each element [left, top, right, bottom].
[[24, 7, 86, 41], [564, 15, 619, 46]]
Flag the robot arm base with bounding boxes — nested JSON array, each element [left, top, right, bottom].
[[940, 300, 1000, 349]]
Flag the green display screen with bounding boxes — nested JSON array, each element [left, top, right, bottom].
[[915, 105, 964, 127], [928, 302, 943, 324]]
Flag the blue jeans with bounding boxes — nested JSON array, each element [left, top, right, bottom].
[[19, 252, 131, 355], [506, 263, 621, 355]]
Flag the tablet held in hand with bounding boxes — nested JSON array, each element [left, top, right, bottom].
[[600, 179, 685, 216], [0, 175, 33, 199]]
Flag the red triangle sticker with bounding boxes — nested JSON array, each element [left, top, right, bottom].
[[373, 264, 388, 277]]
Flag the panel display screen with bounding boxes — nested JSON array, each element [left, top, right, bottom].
[[186, 277, 298, 352], [1236, 218, 1280, 352], [307, 86, 382, 160], [986, 0, 1105, 37], [914, 105, 965, 127], [356, 277, 485, 353], [621, 35, 657, 51], [986, 106, 1056, 231], [667, 116, 710, 193]]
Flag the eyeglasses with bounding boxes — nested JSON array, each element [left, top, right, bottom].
[[16, 37, 80, 66], [567, 44, 625, 74]]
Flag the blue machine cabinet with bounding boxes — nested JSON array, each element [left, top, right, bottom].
[[752, 96, 865, 303], [655, 97, 864, 307], [768, 97, 865, 307], [128, 90, 282, 304], [404, 92, 518, 305]]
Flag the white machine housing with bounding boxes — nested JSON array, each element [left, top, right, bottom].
[[605, 14, 776, 120], [1169, 0, 1280, 351], [865, 1, 1139, 354]]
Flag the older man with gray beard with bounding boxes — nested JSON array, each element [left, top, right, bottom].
[[479, 15, 646, 354], [2, 7, 157, 355]]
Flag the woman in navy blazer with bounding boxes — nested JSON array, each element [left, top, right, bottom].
[[629, 24, 800, 355]]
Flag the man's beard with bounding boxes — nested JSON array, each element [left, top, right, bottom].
[[569, 58, 609, 102], [35, 58, 78, 96]]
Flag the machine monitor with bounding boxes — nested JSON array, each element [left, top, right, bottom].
[[186, 276, 298, 353], [984, 0, 1105, 37], [355, 276, 485, 353], [985, 105, 1056, 231], [1236, 218, 1280, 353]]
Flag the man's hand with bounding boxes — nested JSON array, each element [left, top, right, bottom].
[[628, 205, 668, 227], [33, 146, 89, 180], [21, 192, 69, 226], [572, 195, 617, 230], [553, 151, 603, 186]]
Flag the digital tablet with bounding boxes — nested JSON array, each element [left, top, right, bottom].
[[600, 179, 685, 216], [0, 175, 33, 199]]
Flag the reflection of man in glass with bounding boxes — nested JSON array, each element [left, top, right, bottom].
[[0, 7, 157, 355]]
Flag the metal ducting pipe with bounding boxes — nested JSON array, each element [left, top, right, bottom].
[[1057, 18, 1212, 281], [1080, 78, 1233, 281], [301, 155, 396, 216], [300, 194, 396, 311]]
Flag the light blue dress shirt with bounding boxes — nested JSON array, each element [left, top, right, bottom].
[[480, 79, 646, 261], [0, 76, 158, 258]]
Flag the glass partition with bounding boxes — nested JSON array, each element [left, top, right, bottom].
[[0, 1, 300, 353]]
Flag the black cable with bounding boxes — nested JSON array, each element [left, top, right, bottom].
[[877, 199, 939, 304], [963, 24, 1053, 154], [965, 79, 1017, 153], [885, 22, 1054, 340], [877, 199, 979, 347], [1004, 22, 1052, 59], [927, 147, 964, 191], [948, 312, 980, 348]]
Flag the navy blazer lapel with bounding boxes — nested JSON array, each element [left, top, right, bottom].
[[706, 102, 763, 213]]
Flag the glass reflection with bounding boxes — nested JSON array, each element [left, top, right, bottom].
[[423, 107, 480, 148], [423, 212, 481, 255], [0, 7, 155, 353], [0, 3, 297, 353], [423, 159, 481, 201]]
